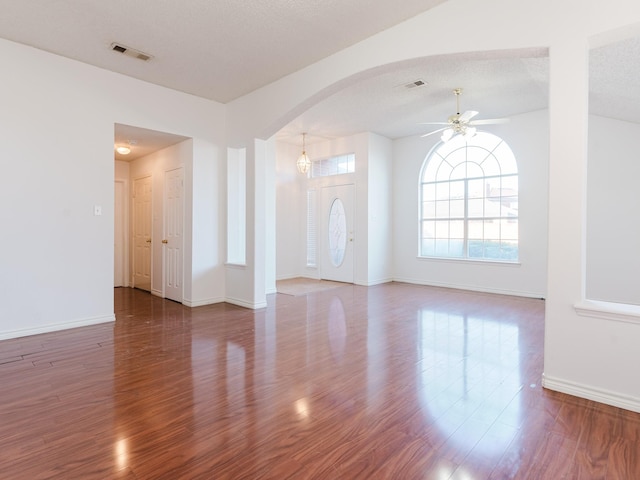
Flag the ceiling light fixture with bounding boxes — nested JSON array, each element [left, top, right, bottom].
[[296, 133, 311, 174], [116, 146, 131, 155]]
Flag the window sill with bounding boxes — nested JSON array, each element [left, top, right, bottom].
[[416, 256, 521, 267], [574, 300, 640, 325], [225, 262, 246, 269]]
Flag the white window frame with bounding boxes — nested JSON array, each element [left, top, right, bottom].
[[419, 132, 519, 262]]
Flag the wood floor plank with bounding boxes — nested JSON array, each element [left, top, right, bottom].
[[0, 284, 639, 479]]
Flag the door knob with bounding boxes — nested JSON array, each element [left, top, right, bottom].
[[162, 239, 168, 244]]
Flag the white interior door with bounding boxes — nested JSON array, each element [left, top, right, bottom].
[[163, 167, 184, 302], [320, 184, 354, 283], [133, 175, 152, 291]]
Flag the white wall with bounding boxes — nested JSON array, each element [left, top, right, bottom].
[[0, 37, 225, 339], [393, 110, 549, 298], [586, 115, 640, 305], [366, 134, 393, 286], [275, 141, 303, 280]]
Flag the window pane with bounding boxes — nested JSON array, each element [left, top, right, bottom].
[[450, 163, 467, 180], [435, 238, 449, 256], [423, 183, 436, 201], [502, 175, 518, 193], [449, 239, 464, 257], [450, 220, 464, 238], [450, 199, 464, 218], [422, 220, 435, 239], [311, 153, 355, 178], [468, 220, 484, 240], [435, 200, 450, 218], [481, 156, 501, 177], [500, 241, 519, 260], [435, 182, 449, 200], [423, 201, 436, 218], [436, 161, 453, 182], [422, 238, 435, 256], [450, 180, 464, 198], [466, 162, 483, 179], [447, 149, 466, 169], [501, 196, 518, 216], [483, 241, 502, 259], [468, 198, 484, 218], [424, 157, 441, 181], [337, 156, 348, 173], [501, 219, 518, 240], [435, 221, 449, 238], [480, 220, 496, 242], [468, 179, 484, 199], [468, 240, 484, 258], [328, 199, 347, 267]]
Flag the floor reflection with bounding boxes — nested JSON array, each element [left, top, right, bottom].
[[327, 296, 347, 362], [418, 308, 522, 458]]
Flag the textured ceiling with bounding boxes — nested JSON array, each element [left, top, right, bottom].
[[277, 49, 550, 144], [590, 36, 640, 124], [0, 1, 638, 154], [0, 0, 446, 103]]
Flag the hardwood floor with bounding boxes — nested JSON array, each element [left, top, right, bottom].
[[1, 283, 639, 479]]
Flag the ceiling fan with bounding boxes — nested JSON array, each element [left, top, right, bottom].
[[420, 88, 509, 142]]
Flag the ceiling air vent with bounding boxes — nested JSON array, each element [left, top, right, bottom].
[[110, 43, 153, 62], [404, 79, 426, 89]]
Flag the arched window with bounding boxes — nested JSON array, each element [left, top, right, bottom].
[[420, 132, 518, 261]]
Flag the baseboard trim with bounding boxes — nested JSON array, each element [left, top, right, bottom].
[[183, 297, 225, 308], [359, 278, 393, 287], [151, 289, 163, 298], [0, 314, 116, 341], [392, 276, 545, 299], [225, 296, 267, 310], [542, 374, 640, 413]]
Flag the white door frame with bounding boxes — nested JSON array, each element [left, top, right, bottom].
[[114, 178, 129, 287]]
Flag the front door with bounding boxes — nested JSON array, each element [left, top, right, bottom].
[[163, 167, 184, 302], [320, 184, 354, 283], [133, 175, 152, 291]]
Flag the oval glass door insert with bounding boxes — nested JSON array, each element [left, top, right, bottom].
[[328, 198, 347, 267]]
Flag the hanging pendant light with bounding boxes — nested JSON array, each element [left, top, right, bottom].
[[296, 133, 311, 174]]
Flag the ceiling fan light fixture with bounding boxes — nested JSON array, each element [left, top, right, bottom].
[[441, 128, 454, 142], [116, 146, 131, 155]]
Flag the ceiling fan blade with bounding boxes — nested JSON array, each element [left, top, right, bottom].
[[420, 127, 448, 138], [469, 117, 510, 125], [458, 110, 479, 122], [418, 122, 449, 125]]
